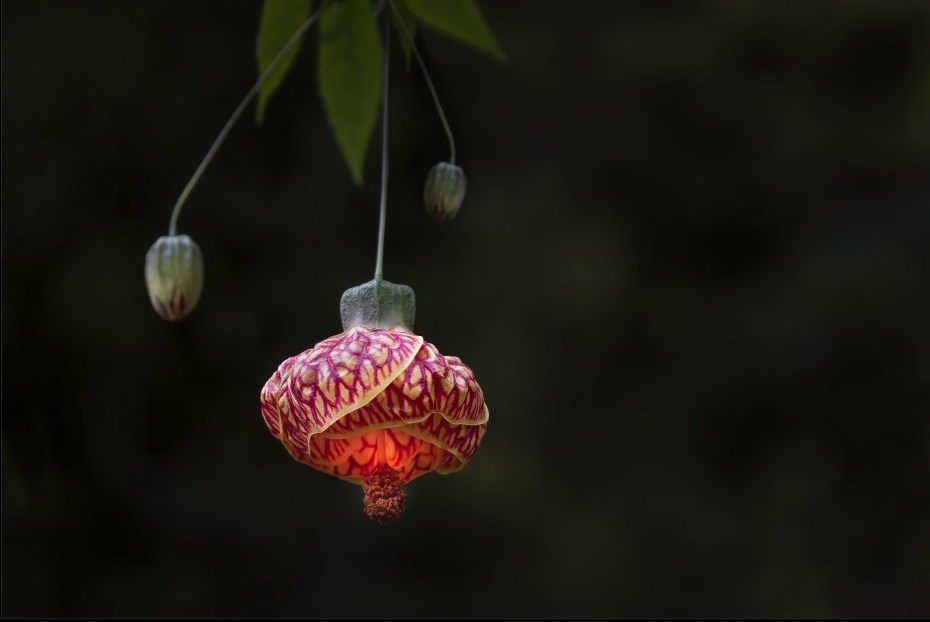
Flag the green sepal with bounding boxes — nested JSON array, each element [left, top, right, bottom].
[[340, 278, 416, 332]]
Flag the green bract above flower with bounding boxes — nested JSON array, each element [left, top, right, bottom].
[[144, 235, 204, 322], [424, 161, 467, 222]]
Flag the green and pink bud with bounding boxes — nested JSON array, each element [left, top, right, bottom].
[[423, 161, 466, 222], [144, 234, 204, 321]]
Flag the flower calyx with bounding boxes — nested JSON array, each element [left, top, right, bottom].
[[340, 278, 416, 332]]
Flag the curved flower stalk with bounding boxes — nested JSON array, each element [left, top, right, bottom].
[[145, 6, 325, 321], [386, 0, 469, 222]]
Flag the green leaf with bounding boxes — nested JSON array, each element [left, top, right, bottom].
[[255, 0, 312, 124], [318, 0, 382, 185], [405, 0, 506, 62], [391, 0, 417, 71]]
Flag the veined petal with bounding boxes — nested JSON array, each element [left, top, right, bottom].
[[260, 354, 298, 442], [430, 354, 488, 425], [305, 425, 486, 484], [400, 413, 486, 463], [325, 341, 488, 435], [260, 327, 422, 454], [262, 331, 488, 485]]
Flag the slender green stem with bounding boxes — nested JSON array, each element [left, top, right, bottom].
[[387, 0, 456, 164], [374, 12, 391, 280], [168, 5, 325, 236]]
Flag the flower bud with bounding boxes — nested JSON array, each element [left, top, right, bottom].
[[423, 161, 466, 222], [144, 235, 204, 321]]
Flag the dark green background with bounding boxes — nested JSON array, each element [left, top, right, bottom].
[[3, 0, 930, 617]]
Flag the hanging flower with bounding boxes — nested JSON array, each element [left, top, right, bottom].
[[260, 279, 488, 523]]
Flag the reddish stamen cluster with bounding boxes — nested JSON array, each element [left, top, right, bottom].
[[363, 464, 406, 524]]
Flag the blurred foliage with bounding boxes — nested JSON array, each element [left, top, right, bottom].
[[255, 0, 311, 123], [3, 0, 930, 617], [317, 0, 383, 184], [390, 0, 417, 71], [257, 0, 503, 184], [405, 0, 506, 62]]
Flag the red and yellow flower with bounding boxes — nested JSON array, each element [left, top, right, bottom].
[[260, 280, 488, 523]]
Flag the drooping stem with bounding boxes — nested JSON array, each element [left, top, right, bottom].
[[387, 0, 456, 165], [374, 12, 391, 280], [167, 5, 326, 236]]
